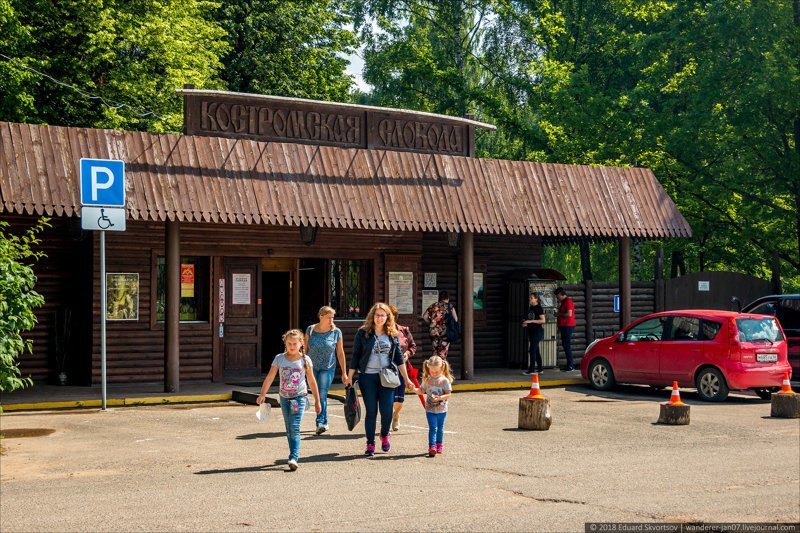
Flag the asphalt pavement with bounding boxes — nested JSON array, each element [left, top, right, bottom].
[[1, 385, 798, 532]]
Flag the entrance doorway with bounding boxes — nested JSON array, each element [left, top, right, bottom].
[[261, 270, 292, 372]]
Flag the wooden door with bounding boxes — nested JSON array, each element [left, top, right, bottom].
[[222, 259, 261, 379]]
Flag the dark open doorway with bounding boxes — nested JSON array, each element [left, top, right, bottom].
[[299, 258, 327, 328], [261, 271, 291, 372]]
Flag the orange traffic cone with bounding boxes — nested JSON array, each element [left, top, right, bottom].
[[667, 381, 685, 405], [778, 373, 795, 395], [524, 373, 545, 400]]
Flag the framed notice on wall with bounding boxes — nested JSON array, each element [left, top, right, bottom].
[[388, 272, 414, 315], [106, 273, 139, 321], [473, 272, 485, 310], [232, 273, 251, 305], [422, 290, 439, 313]]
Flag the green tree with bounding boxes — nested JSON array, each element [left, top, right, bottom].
[[0, 0, 229, 132], [216, 0, 356, 101], [0, 219, 48, 394]]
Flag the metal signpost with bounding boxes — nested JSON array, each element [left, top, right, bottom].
[[80, 158, 126, 410]]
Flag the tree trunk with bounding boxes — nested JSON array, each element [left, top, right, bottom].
[[770, 393, 800, 418], [518, 397, 552, 430], [657, 403, 690, 425]]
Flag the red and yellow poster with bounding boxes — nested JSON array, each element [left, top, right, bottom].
[[180, 264, 195, 297]]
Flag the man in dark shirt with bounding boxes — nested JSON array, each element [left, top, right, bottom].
[[522, 292, 546, 374]]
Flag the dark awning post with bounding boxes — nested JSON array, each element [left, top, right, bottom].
[[165, 219, 180, 392], [461, 231, 474, 380], [619, 236, 631, 330]]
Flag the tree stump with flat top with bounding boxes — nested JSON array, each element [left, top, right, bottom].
[[771, 394, 800, 418], [518, 398, 551, 430], [657, 403, 690, 425]]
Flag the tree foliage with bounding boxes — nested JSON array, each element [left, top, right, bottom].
[[0, 219, 48, 394], [353, 0, 799, 289], [216, 0, 356, 101], [0, 0, 229, 132]]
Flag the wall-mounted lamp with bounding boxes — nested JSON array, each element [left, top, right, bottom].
[[447, 231, 460, 248], [299, 224, 318, 245]]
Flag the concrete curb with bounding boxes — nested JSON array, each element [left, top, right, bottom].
[[1, 393, 232, 413], [1, 379, 587, 412]]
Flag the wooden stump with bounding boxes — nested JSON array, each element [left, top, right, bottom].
[[518, 398, 552, 430], [771, 393, 800, 418], [657, 403, 690, 425]]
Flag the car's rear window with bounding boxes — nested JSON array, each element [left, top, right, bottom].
[[736, 317, 784, 342]]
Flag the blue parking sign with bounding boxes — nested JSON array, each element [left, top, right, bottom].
[[80, 158, 125, 206], [613, 294, 620, 313]]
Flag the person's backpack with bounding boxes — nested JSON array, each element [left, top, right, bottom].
[[445, 305, 461, 343], [343, 384, 362, 431]]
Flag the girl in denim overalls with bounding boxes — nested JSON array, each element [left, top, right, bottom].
[[257, 329, 321, 471]]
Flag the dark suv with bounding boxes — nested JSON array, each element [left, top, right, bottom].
[[742, 294, 800, 380]]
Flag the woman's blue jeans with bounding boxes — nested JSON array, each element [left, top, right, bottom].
[[279, 396, 307, 461], [358, 373, 394, 444], [313, 366, 335, 426], [425, 411, 447, 446]]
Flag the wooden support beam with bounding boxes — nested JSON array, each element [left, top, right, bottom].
[[165, 219, 180, 392]]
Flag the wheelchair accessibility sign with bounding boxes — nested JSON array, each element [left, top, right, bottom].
[[80, 158, 125, 207], [80, 206, 126, 231]]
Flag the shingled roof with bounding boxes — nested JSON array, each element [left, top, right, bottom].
[[0, 121, 691, 239]]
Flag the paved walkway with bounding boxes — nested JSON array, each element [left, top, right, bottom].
[[0, 368, 584, 412]]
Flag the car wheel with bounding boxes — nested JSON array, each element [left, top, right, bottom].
[[753, 387, 778, 400], [695, 367, 729, 402], [589, 359, 615, 391]]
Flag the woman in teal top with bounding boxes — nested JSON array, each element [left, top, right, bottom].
[[305, 306, 349, 434]]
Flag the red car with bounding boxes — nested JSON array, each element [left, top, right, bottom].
[[581, 310, 791, 401], [742, 295, 799, 381]]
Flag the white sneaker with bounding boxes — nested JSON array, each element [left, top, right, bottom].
[[315, 424, 325, 435], [287, 459, 298, 471]]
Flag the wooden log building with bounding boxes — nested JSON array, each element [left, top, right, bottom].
[[0, 90, 691, 388]]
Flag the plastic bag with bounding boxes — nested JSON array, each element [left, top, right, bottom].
[[255, 402, 271, 423], [343, 385, 361, 431]]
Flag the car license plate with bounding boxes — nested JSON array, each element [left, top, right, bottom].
[[756, 353, 778, 363]]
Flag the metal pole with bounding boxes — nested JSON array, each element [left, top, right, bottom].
[[100, 230, 107, 410]]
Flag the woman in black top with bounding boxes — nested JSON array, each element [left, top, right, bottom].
[[522, 292, 546, 374], [347, 302, 414, 456]]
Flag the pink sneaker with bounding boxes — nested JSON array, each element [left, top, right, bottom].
[[436, 443, 443, 454], [380, 435, 391, 452], [365, 443, 375, 456], [428, 445, 437, 457]]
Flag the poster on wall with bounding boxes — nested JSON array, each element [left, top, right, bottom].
[[180, 264, 195, 297], [388, 272, 414, 315], [422, 290, 439, 313], [232, 273, 251, 305], [473, 272, 485, 310], [529, 282, 557, 310], [106, 273, 139, 321]]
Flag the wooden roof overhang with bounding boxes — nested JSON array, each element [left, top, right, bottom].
[[0, 121, 692, 240]]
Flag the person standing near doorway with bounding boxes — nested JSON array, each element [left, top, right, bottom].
[[423, 290, 458, 360], [554, 287, 576, 371], [522, 292, 546, 375], [305, 306, 349, 435]]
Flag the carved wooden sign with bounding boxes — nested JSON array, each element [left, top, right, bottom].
[[184, 93, 472, 156]]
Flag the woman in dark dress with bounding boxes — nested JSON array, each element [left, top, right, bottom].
[[522, 292, 546, 374]]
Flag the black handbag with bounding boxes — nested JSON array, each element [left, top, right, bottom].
[[344, 384, 362, 431], [445, 305, 461, 343]]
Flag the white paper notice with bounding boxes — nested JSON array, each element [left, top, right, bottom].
[[388, 272, 414, 315], [232, 273, 251, 305]]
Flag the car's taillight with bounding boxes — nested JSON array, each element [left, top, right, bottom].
[[728, 317, 741, 361]]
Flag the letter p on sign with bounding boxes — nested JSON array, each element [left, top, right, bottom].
[[80, 158, 125, 207]]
